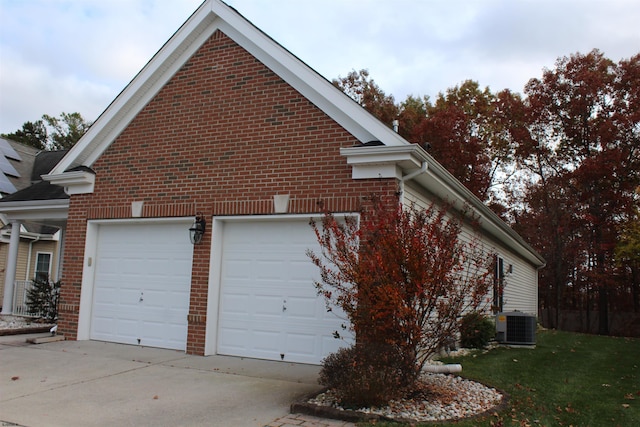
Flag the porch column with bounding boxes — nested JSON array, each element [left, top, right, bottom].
[[1, 221, 22, 314], [55, 225, 66, 281]]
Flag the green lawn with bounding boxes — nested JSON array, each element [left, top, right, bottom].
[[362, 330, 639, 426]]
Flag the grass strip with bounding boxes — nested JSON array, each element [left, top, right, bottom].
[[360, 329, 639, 426]]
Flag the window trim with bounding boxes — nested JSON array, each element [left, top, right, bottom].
[[34, 251, 53, 281]]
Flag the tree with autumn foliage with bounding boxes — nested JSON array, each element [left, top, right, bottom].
[[337, 73, 520, 214], [408, 81, 514, 204], [335, 49, 640, 336], [307, 196, 494, 406], [333, 69, 399, 128], [512, 50, 640, 334]]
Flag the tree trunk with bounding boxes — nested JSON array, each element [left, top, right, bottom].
[[633, 265, 639, 313], [598, 287, 609, 335], [586, 286, 591, 333]]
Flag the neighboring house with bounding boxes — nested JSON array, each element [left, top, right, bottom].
[[0, 137, 38, 195], [0, 0, 544, 364], [0, 137, 65, 315]]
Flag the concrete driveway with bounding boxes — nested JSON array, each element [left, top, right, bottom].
[[0, 333, 321, 427]]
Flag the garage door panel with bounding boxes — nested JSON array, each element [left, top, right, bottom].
[[148, 259, 191, 277], [224, 260, 253, 279], [221, 293, 250, 314], [217, 325, 249, 351], [141, 320, 185, 343], [90, 221, 193, 351], [91, 316, 116, 338], [115, 318, 137, 338], [143, 288, 189, 308], [96, 258, 118, 272], [120, 287, 140, 301], [93, 287, 117, 304], [219, 320, 283, 356], [170, 290, 191, 306], [285, 297, 317, 319], [141, 322, 165, 341], [142, 290, 165, 307], [253, 295, 284, 316], [285, 334, 317, 360], [256, 260, 286, 278], [252, 329, 282, 350]]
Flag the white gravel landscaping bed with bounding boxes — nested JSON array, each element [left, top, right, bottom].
[[0, 315, 54, 334], [307, 372, 504, 423]]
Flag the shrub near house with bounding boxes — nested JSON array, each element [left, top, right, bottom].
[[310, 197, 495, 406]]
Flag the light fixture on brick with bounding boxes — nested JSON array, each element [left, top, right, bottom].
[[189, 213, 206, 244]]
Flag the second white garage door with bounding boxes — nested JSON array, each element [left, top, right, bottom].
[[90, 221, 193, 351], [217, 219, 351, 364]]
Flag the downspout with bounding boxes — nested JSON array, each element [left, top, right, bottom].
[[399, 161, 428, 205], [55, 226, 65, 282]]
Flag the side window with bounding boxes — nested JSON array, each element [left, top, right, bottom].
[[493, 255, 504, 313], [35, 252, 52, 282]]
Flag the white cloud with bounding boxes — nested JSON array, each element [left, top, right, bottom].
[[1, 0, 638, 133], [0, 0, 201, 131], [0, 51, 115, 130]]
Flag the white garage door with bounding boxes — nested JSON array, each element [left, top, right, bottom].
[[90, 221, 193, 350], [217, 219, 352, 364]]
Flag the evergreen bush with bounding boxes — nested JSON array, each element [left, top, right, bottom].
[[26, 276, 60, 322], [459, 312, 495, 349]]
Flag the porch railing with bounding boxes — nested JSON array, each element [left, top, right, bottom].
[[12, 280, 42, 317]]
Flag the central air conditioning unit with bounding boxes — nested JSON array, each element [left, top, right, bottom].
[[496, 312, 536, 345]]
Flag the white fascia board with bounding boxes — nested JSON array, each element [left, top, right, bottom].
[[342, 144, 545, 267], [43, 171, 96, 195], [0, 199, 69, 222]]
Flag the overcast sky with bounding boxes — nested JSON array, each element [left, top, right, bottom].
[[1, 0, 638, 133]]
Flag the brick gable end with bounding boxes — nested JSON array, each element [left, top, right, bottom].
[[57, 30, 397, 351]]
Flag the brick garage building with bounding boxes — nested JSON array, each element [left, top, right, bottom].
[[0, 0, 544, 364]]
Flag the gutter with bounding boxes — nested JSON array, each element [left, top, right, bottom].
[[341, 144, 546, 268]]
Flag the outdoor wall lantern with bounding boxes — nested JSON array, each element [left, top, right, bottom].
[[189, 214, 206, 245]]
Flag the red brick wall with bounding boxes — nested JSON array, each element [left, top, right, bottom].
[[58, 30, 396, 354]]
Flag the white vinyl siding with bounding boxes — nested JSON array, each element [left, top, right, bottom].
[[403, 182, 538, 316]]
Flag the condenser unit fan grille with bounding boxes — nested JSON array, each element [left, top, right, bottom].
[[506, 315, 535, 344], [496, 312, 536, 345]]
